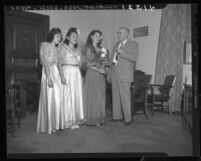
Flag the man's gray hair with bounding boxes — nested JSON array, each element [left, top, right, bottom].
[[118, 26, 130, 33]]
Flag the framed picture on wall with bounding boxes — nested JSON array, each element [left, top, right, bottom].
[[133, 26, 148, 38], [183, 41, 192, 64]]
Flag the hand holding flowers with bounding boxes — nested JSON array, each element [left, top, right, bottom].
[[99, 47, 111, 67], [100, 47, 107, 58]]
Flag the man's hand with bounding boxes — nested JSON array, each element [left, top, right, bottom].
[[96, 62, 101, 69], [107, 75, 111, 83], [116, 48, 123, 55]]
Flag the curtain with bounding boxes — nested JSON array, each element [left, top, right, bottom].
[[154, 4, 191, 112]]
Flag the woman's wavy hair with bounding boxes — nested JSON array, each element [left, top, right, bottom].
[[63, 27, 78, 49], [86, 30, 102, 48], [46, 28, 62, 46]]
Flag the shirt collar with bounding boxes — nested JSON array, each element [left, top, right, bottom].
[[121, 39, 128, 46]]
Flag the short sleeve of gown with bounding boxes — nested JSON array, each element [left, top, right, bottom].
[[39, 42, 55, 66]]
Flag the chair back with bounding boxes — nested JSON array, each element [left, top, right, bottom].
[[134, 70, 145, 87], [162, 75, 176, 96], [5, 69, 20, 106], [5, 69, 15, 90], [134, 69, 145, 76], [143, 74, 152, 94], [134, 72, 152, 102], [145, 75, 152, 88]]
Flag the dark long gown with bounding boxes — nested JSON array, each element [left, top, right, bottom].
[[84, 45, 106, 125]]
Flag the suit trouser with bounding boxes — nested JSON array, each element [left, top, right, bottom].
[[111, 70, 132, 122]]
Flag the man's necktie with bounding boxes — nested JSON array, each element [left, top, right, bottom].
[[116, 42, 124, 61]]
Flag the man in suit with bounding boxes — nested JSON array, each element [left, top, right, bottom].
[[110, 27, 139, 126]]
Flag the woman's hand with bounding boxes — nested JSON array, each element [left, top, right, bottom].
[[98, 56, 105, 62], [61, 76, 67, 85], [99, 68, 105, 74], [96, 62, 101, 69], [102, 60, 111, 67], [47, 78, 54, 88]]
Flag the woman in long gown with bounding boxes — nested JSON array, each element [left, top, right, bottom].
[[57, 27, 84, 129], [37, 28, 64, 134], [84, 30, 109, 126]]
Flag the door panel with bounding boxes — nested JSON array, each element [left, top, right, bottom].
[[5, 10, 49, 81], [14, 24, 37, 51]]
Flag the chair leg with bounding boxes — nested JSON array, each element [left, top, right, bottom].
[[151, 97, 154, 116], [11, 105, 15, 137], [161, 102, 163, 110], [151, 105, 154, 116], [144, 102, 149, 119], [183, 116, 186, 127], [17, 108, 21, 128]]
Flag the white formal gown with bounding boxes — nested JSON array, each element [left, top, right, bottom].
[[58, 44, 84, 129], [37, 42, 64, 134]]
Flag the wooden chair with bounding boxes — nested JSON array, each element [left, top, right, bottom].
[[6, 69, 21, 137], [182, 84, 192, 132], [148, 75, 176, 116], [131, 70, 152, 119], [20, 80, 41, 114]]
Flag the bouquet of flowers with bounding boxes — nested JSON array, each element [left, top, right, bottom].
[[100, 47, 107, 58], [98, 47, 111, 67]]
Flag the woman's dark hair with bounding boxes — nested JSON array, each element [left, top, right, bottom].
[[86, 30, 102, 48], [46, 28, 62, 45], [63, 27, 78, 49]]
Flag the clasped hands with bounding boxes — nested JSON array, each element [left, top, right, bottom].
[[48, 76, 67, 87]]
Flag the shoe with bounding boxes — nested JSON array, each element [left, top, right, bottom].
[[110, 119, 123, 122], [52, 129, 56, 133], [79, 122, 87, 126], [124, 121, 132, 126], [70, 124, 80, 129], [65, 125, 71, 129]]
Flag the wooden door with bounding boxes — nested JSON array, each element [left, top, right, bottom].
[[5, 9, 49, 117], [5, 9, 49, 82]]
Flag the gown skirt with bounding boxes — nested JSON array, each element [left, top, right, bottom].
[[37, 64, 64, 134], [62, 65, 84, 128], [85, 68, 106, 125]]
